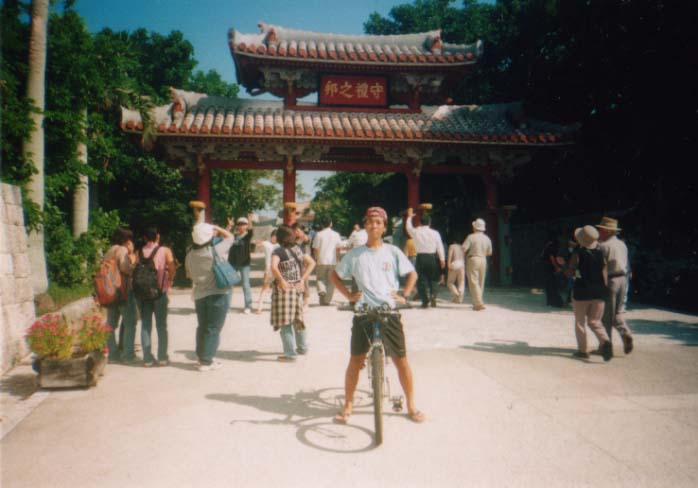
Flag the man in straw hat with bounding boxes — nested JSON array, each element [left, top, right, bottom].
[[463, 218, 493, 311], [596, 216, 634, 354]]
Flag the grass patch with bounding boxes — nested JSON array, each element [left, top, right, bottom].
[[38, 283, 93, 315]]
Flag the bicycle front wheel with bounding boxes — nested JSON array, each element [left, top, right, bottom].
[[370, 346, 384, 445]]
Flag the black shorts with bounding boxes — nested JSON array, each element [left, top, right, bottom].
[[350, 313, 406, 358]]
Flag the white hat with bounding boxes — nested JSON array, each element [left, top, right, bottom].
[[192, 223, 214, 245], [236, 217, 249, 225], [574, 225, 599, 249], [472, 218, 486, 232]]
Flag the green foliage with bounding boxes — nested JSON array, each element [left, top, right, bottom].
[[185, 69, 240, 98], [210, 169, 279, 225], [312, 173, 400, 236], [44, 207, 121, 286]]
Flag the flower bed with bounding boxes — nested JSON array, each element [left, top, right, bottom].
[[27, 310, 112, 388]]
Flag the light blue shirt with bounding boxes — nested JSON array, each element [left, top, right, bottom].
[[335, 243, 415, 308]]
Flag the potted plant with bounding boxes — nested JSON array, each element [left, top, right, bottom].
[[28, 312, 112, 388]]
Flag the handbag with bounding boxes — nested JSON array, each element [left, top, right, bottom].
[[211, 244, 241, 288]]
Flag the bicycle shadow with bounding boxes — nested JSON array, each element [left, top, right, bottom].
[[206, 387, 395, 453]]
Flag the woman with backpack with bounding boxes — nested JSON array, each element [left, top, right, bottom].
[[133, 227, 176, 367], [103, 227, 138, 363], [270, 225, 316, 361], [185, 222, 235, 371]]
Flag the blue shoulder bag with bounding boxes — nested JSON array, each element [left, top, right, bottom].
[[211, 244, 241, 288]]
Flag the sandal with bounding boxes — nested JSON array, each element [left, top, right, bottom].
[[333, 412, 351, 424], [407, 410, 425, 423]]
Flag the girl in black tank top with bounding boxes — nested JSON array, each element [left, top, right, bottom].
[[573, 247, 607, 301]]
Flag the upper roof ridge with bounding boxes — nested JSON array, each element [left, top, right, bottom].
[[255, 22, 444, 47]]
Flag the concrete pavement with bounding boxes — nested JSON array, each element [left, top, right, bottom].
[[2, 255, 698, 487]]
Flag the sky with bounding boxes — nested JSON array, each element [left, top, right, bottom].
[[73, 0, 405, 199]]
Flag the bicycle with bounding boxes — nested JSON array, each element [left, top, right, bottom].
[[355, 303, 405, 446]]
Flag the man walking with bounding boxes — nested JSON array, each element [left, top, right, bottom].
[[596, 216, 634, 354], [330, 207, 424, 424], [312, 215, 342, 305], [463, 218, 492, 311], [228, 216, 254, 314], [405, 207, 445, 308]]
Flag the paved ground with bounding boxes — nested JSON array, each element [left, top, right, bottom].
[[2, 254, 698, 487]]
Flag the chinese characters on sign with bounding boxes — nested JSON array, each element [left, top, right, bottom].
[[320, 75, 387, 107]]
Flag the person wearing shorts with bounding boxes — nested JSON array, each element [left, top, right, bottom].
[[330, 206, 425, 424]]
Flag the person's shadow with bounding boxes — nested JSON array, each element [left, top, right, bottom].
[[461, 340, 590, 361]]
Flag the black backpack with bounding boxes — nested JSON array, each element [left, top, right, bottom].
[[133, 245, 162, 301]]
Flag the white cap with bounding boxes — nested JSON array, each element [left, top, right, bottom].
[[192, 223, 214, 245], [236, 217, 249, 225]]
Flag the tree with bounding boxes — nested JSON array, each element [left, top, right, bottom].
[[22, 0, 50, 294]]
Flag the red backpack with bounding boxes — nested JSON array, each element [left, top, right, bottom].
[[94, 255, 127, 306]]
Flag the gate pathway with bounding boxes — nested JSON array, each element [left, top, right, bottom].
[[2, 253, 698, 487]]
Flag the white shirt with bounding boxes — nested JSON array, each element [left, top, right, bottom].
[[598, 235, 628, 276], [312, 227, 342, 265], [261, 240, 279, 272], [335, 243, 415, 309], [405, 218, 445, 261], [346, 229, 368, 249], [463, 232, 492, 258]]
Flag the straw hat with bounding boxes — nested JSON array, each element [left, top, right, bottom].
[[192, 223, 214, 245], [574, 225, 599, 249], [472, 218, 486, 232], [595, 216, 621, 232]]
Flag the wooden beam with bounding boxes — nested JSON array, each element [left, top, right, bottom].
[[207, 159, 492, 174]]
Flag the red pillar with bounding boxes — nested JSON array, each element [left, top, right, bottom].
[[407, 170, 420, 209], [483, 173, 499, 285], [283, 156, 296, 225], [406, 169, 421, 226], [197, 154, 211, 222]]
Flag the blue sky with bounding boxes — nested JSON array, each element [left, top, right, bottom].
[[73, 0, 405, 198]]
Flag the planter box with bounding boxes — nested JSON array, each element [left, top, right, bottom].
[[34, 351, 107, 388]]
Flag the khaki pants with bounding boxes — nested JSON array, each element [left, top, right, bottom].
[[603, 275, 632, 343], [466, 256, 487, 307], [572, 299, 609, 352], [315, 264, 335, 305], [447, 267, 465, 302]]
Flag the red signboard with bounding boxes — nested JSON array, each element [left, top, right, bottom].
[[319, 75, 387, 107]]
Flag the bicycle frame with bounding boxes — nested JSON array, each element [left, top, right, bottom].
[[355, 304, 404, 445]]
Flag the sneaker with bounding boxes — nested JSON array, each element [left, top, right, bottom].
[[601, 341, 613, 362], [143, 361, 155, 368], [572, 351, 590, 359], [622, 334, 634, 354], [277, 355, 296, 362], [296, 348, 307, 355], [157, 359, 170, 367], [198, 360, 223, 372], [243, 308, 251, 314]]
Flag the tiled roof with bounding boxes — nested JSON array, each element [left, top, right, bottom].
[[229, 23, 483, 67], [121, 89, 572, 145]]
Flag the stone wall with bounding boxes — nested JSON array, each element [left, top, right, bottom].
[[0, 183, 35, 374]]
